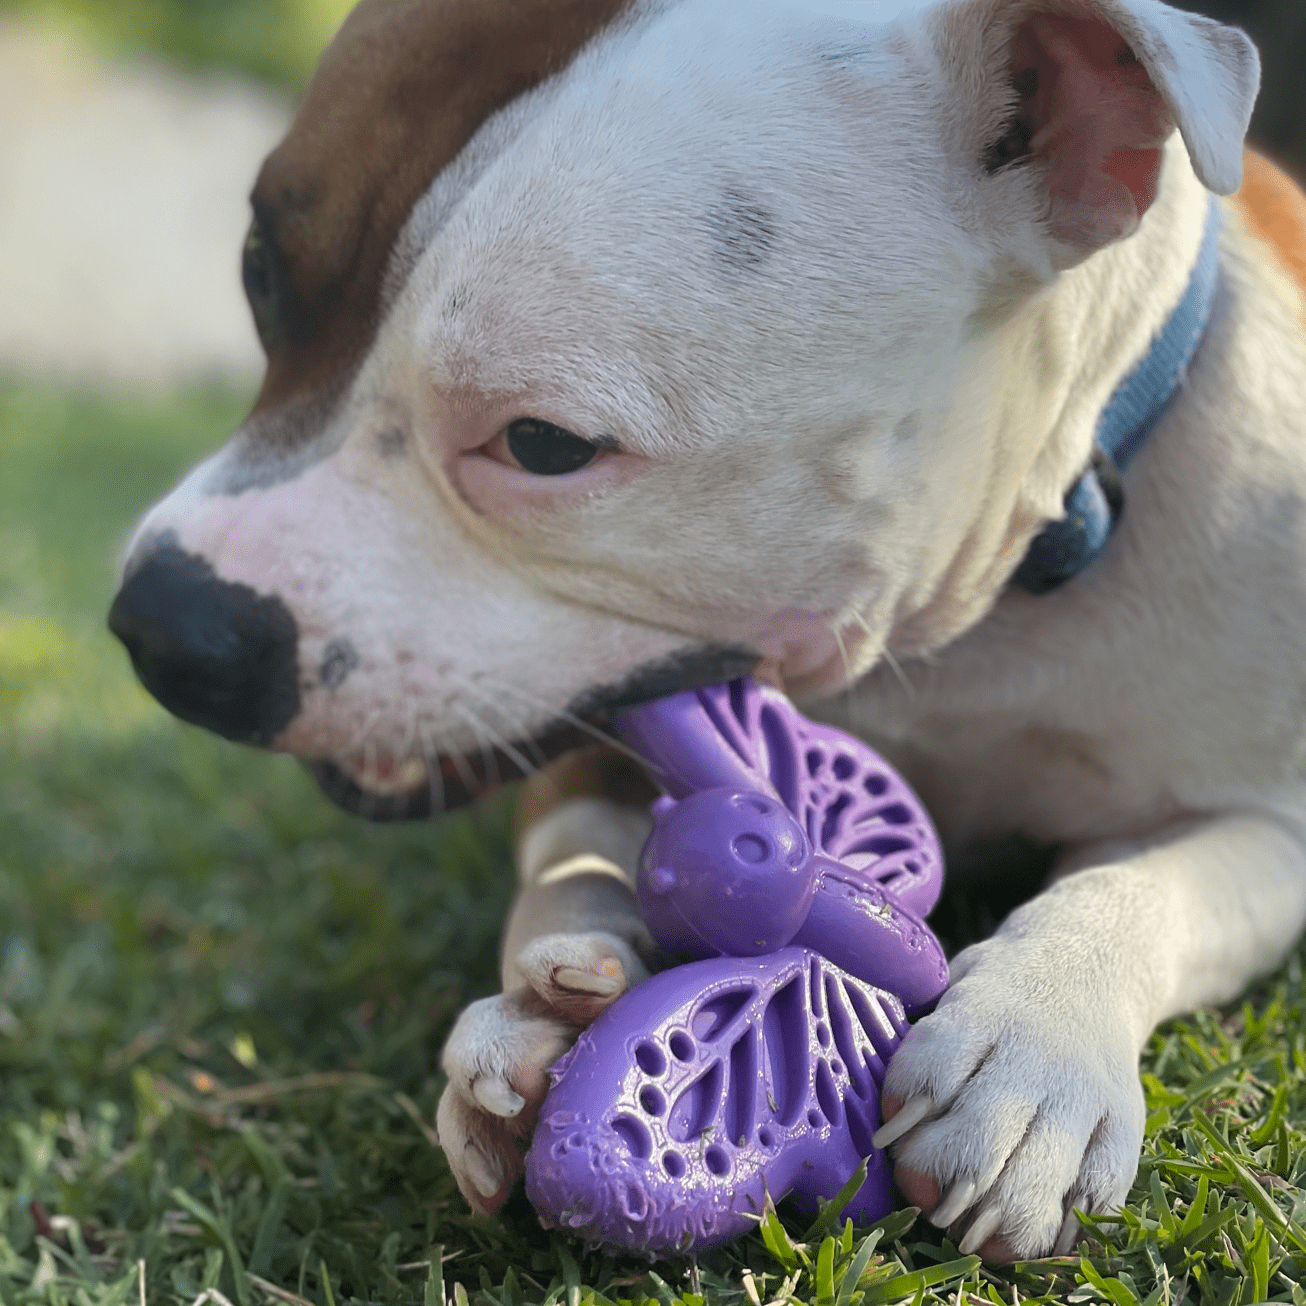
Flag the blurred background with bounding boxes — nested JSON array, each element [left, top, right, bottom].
[[0, 1, 1299, 1299]]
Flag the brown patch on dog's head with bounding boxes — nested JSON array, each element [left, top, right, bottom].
[[243, 0, 636, 445]]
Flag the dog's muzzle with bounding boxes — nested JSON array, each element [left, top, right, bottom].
[[108, 540, 301, 747]]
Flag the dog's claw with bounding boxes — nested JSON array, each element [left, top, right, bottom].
[[464, 1144, 503, 1199], [930, 1177, 978, 1228], [959, 1206, 1003, 1256], [1055, 1209, 1084, 1256], [553, 965, 621, 996], [473, 1076, 525, 1118], [872, 1093, 933, 1148]]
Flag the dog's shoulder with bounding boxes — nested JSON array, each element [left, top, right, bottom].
[[1228, 149, 1306, 325]]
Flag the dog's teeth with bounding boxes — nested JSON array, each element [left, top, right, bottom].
[[958, 1206, 1004, 1257], [930, 1178, 978, 1229], [871, 1093, 933, 1148], [464, 1144, 503, 1199], [395, 755, 428, 789], [554, 967, 621, 996], [473, 1076, 525, 1118]]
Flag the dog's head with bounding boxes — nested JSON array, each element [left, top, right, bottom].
[[108, 0, 1257, 818]]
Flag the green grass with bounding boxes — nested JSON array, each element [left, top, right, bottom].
[[5, 375, 1306, 1306], [0, 0, 352, 90]]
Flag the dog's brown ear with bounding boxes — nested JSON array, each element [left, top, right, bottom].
[[246, 0, 634, 420], [943, 0, 1258, 265]]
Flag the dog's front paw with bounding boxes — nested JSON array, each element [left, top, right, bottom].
[[873, 938, 1144, 1262], [435, 931, 645, 1214]]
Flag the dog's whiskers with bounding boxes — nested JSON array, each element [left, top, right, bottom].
[[451, 700, 540, 785], [447, 673, 550, 773], [486, 677, 648, 768], [882, 648, 916, 699], [830, 621, 863, 736], [416, 718, 447, 816]]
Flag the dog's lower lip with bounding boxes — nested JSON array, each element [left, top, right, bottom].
[[307, 722, 588, 821]]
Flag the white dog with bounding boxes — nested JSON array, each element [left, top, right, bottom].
[[107, 0, 1306, 1262]]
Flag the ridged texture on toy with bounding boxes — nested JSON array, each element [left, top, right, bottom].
[[524, 948, 906, 1255], [617, 679, 943, 919]]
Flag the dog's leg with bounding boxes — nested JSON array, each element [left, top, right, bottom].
[[436, 746, 657, 1214], [874, 813, 1306, 1262]]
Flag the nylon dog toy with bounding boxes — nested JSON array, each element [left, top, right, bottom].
[[524, 678, 949, 1254]]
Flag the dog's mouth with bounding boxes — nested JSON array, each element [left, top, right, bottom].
[[306, 719, 588, 820], [305, 644, 761, 821]]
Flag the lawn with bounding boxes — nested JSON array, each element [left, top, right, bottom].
[[5, 378, 1306, 1306]]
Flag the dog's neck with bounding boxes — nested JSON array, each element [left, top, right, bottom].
[[779, 142, 1215, 695]]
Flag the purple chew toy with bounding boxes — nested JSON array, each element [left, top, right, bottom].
[[524, 678, 948, 1255], [526, 948, 906, 1254], [624, 680, 947, 1016]]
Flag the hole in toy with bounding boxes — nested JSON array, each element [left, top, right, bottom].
[[864, 1048, 887, 1089], [878, 802, 913, 825], [663, 1151, 686, 1178], [639, 1085, 665, 1116], [732, 833, 769, 864], [611, 1114, 651, 1160], [808, 1109, 823, 1130], [816, 1022, 830, 1047], [845, 1093, 876, 1158], [669, 1031, 695, 1061], [760, 705, 799, 809], [805, 749, 823, 777], [728, 679, 749, 730], [846, 985, 900, 1061], [668, 1062, 723, 1143], [810, 958, 824, 1017], [568, 1133, 585, 1148], [858, 834, 911, 857], [762, 977, 807, 1125], [705, 1146, 730, 1176], [758, 1127, 774, 1148], [726, 1031, 756, 1144], [815, 1060, 842, 1127], [820, 794, 853, 848], [692, 988, 754, 1041], [832, 755, 855, 780], [826, 977, 871, 1098], [701, 688, 751, 769], [832, 1059, 844, 1076], [618, 1182, 649, 1221], [864, 774, 888, 796], [635, 1042, 666, 1076]]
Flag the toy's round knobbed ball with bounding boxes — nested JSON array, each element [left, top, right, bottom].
[[637, 787, 817, 958]]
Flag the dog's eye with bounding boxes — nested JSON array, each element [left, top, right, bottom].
[[503, 418, 604, 475], [241, 221, 279, 352]]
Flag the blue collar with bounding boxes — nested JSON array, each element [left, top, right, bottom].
[[1012, 198, 1223, 594]]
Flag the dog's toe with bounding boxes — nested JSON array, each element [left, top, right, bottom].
[[436, 991, 577, 1213], [514, 930, 645, 1023], [879, 942, 1144, 1261]]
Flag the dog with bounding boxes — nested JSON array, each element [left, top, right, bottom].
[[106, 0, 1306, 1263]]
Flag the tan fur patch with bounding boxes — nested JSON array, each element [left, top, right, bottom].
[[1233, 149, 1306, 310], [517, 745, 658, 835]]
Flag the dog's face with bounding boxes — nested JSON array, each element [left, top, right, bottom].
[[108, 0, 1255, 817]]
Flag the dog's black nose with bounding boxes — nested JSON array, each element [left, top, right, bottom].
[[108, 541, 300, 746]]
